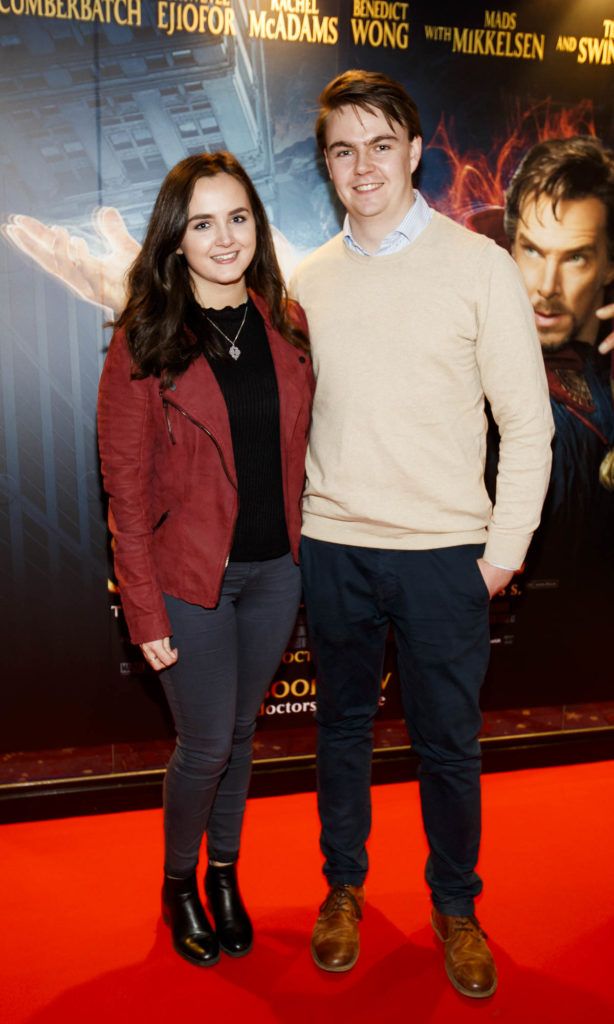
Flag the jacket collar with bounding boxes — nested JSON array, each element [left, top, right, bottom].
[[159, 291, 306, 454]]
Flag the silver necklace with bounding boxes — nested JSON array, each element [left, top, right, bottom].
[[204, 303, 248, 361]]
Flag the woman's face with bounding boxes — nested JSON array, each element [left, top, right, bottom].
[[177, 173, 257, 304]]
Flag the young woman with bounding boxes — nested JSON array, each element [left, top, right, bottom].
[[98, 153, 313, 967]]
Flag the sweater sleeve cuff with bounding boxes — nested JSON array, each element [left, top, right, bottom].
[[483, 533, 531, 573]]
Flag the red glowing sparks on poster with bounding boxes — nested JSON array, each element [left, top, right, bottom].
[[427, 98, 597, 228]]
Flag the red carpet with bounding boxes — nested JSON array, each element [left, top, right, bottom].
[[1, 761, 613, 1023]]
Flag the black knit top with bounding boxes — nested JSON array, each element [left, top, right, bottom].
[[188, 297, 290, 562]]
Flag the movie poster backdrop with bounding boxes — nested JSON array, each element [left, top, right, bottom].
[[0, 1, 612, 751]]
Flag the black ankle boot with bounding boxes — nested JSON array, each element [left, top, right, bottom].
[[162, 872, 220, 967], [205, 862, 253, 957]]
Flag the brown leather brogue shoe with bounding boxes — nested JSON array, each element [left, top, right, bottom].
[[311, 884, 365, 973], [431, 908, 497, 998]]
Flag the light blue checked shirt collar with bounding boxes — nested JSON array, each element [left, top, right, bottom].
[[342, 189, 433, 256]]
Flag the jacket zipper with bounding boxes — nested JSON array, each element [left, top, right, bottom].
[[161, 395, 238, 490], [161, 394, 238, 571]]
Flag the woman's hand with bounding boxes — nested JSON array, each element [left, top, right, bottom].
[[140, 636, 178, 671]]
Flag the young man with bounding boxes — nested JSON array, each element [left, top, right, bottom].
[[291, 70, 554, 998]]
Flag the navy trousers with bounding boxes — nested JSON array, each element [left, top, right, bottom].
[[300, 538, 491, 916]]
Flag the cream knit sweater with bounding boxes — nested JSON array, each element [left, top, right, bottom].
[[291, 212, 554, 570]]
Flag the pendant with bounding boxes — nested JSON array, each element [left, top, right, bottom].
[[229, 344, 241, 360]]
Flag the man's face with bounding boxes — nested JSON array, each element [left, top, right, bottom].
[[323, 104, 421, 242], [512, 195, 614, 349]]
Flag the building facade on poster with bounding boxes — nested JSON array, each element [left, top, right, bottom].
[[556, 18, 614, 65], [0, 0, 141, 22]]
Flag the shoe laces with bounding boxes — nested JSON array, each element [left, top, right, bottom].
[[450, 915, 488, 939], [321, 884, 362, 918]]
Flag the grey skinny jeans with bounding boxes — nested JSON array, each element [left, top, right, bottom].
[[160, 553, 301, 876]]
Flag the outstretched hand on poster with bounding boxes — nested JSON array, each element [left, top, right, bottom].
[[2, 209, 303, 313], [597, 303, 614, 356], [2, 207, 139, 315]]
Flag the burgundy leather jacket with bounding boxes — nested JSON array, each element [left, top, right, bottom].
[[98, 292, 313, 645]]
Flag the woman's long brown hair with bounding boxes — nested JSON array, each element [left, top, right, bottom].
[[115, 152, 308, 385]]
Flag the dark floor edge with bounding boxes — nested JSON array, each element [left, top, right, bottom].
[[1, 729, 613, 824]]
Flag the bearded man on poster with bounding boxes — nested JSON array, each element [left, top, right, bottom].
[[485, 138, 614, 698], [290, 70, 554, 998], [506, 136, 614, 508]]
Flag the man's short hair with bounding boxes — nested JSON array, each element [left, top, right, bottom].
[[315, 70, 422, 153], [504, 136, 614, 259]]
